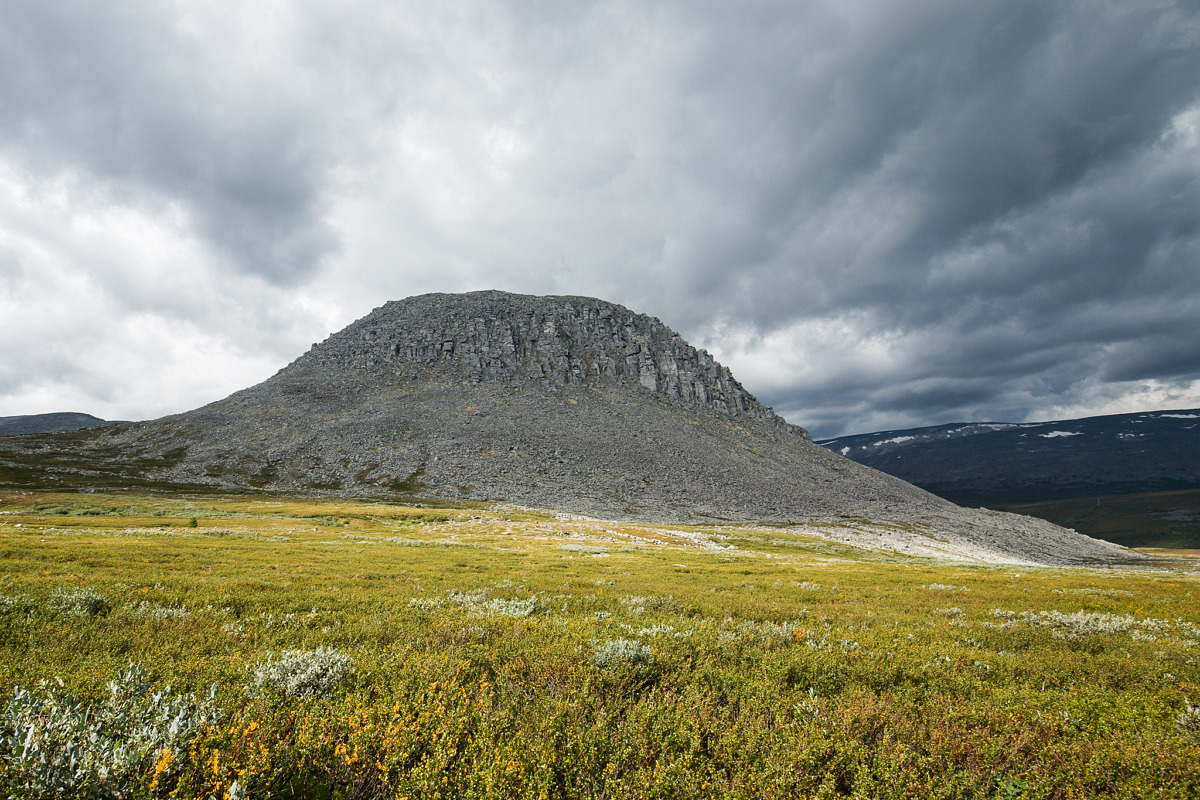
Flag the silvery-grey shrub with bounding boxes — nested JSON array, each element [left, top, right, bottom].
[[481, 596, 539, 617], [445, 589, 539, 617], [250, 647, 353, 699], [128, 601, 190, 621], [619, 595, 677, 614], [1020, 610, 1137, 636], [48, 586, 112, 617], [592, 638, 654, 669], [0, 664, 218, 798], [1180, 698, 1200, 739], [0, 594, 35, 616]]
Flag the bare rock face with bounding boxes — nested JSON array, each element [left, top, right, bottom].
[[71, 290, 1136, 565], [307, 291, 787, 427]]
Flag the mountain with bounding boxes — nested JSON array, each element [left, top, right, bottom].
[[818, 410, 1200, 505], [818, 410, 1200, 549], [0, 290, 1135, 565], [0, 412, 108, 436]]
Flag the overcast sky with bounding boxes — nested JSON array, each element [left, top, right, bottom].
[[1, 1, 1198, 439]]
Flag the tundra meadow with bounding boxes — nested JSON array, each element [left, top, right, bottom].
[[1, 491, 1198, 799]]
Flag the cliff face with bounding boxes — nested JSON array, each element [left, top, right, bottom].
[[302, 291, 793, 432], [15, 290, 1136, 565]]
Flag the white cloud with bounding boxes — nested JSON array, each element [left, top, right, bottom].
[[0, 162, 327, 419]]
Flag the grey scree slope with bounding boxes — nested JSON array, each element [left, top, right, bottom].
[[107, 290, 1131, 565]]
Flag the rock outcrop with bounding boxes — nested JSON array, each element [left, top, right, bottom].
[[307, 292, 786, 427]]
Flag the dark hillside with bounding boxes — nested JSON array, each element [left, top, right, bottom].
[[0, 412, 107, 436], [820, 410, 1200, 548], [819, 410, 1200, 506]]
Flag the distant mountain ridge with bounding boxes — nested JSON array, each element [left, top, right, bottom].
[[818, 409, 1200, 507], [0, 412, 108, 437]]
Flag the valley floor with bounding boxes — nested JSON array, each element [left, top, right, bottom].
[[998, 487, 1200, 551], [1, 490, 1198, 798]]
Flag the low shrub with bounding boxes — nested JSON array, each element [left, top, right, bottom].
[[0, 664, 218, 798], [1180, 698, 1200, 739], [129, 601, 191, 621], [0, 594, 35, 616], [592, 638, 654, 669], [445, 588, 540, 617], [250, 647, 353, 699], [619, 594, 679, 615], [48, 587, 111, 617]]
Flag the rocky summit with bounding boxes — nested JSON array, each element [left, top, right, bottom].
[[28, 291, 1135, 564]]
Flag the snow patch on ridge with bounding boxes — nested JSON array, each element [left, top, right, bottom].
[[872, 436, 915, 446]]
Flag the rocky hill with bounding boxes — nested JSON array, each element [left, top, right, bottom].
[[0, 412, 107, 436], [818, 409, 1200, 507], [0, 291, 1137, 565]]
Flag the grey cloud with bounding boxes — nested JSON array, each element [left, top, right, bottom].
[[0, 1, 337, 285], [1101, 337, 1200, 384], [0, 247, 23, 293]]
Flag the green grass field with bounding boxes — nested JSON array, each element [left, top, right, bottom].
[[998, 489, 1200, 553], [1, 490, 1198, 799]]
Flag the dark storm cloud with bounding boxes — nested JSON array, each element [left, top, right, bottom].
[[654, 0, 1200, 436], [0, 0, 1197, 436], [686, 0, 1198, 320]]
